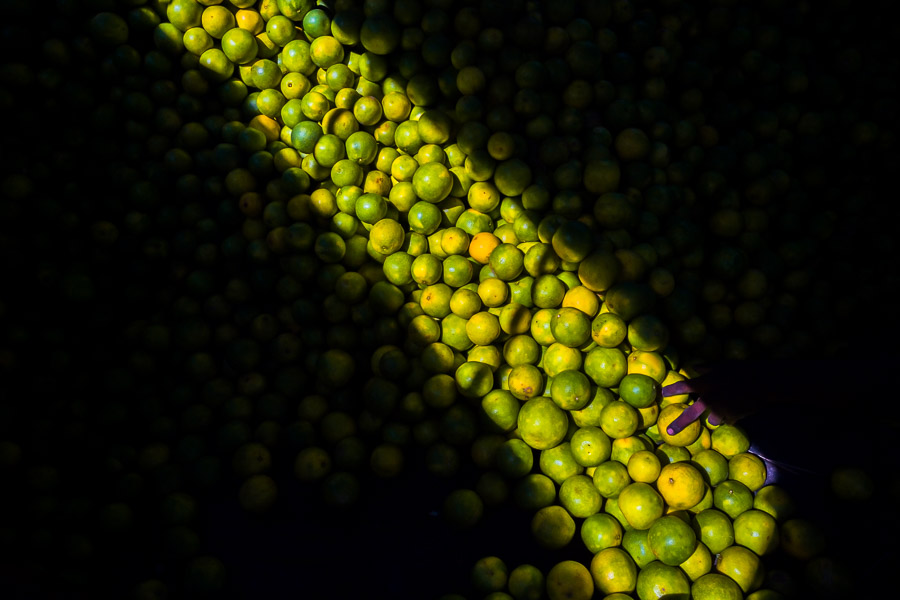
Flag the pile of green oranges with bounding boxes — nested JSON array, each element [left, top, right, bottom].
[[2, 0, 896, 598]]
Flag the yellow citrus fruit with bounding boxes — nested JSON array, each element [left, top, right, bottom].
[[728, 452, 767, 492], [610, 436, 653, 466], [546, 560, 594, 600], [563, 285, 601, 317], [627, 450, 662, 483], [733, 509, 779, 556], [468, 231, 501, 264], [710, 424, 750, 458], [590, 547, 637, 596], [626, 350, 667, 383], [591, 312, 627, 347], [679, 541, 712, 581], [657, 402, 701, 447], [692, 508, 735, 554], [617, 482, 664, 530], [715, 545, 764, 593], [656, 462, 706, 511]]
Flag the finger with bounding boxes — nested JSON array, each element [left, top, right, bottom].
[[666, 399, 706, 435], [661, 380, 696, 397]]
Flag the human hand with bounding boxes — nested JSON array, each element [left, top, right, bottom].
[[660, 360, 798, 435]]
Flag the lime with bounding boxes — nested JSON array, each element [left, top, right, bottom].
[[549, 370, 592, 411], [680, 540, 713, 582], [693, 508, 735, 554], [584, 346, 627, 388], [648, 515, 697, 566], [753, 485, 795, 522], [692, 449, 730, 486], [550, 307, 591, 348], [489, 243, 525, 281], [715, 545, 764, 593], [517, 397, 567, 450], [713, 479, 754, 519], [635, 560, 690, 600], [590, 547, 637, 596], [618, 373, 659, 409], [481, 390, 519, 433], [455, 361, 493, 399], [541, 343, 583, 378], [692, 573, 743, 600], [513, 473, 556, 510], [582, 514, 625, 554], [617, 482, 664, 530], [531, 505, 575, 550], [508, 564, 544, 600], [592, 460, 631, 499], [600, 401, 639, 439], [728, 452, 768, 492], [546, 560, 593, 600], [559, 474, 602, 518], [733, 509, 779, 556], [711, 424, 751, 458], [622, 528, 656, 568], [539, 442, 584, 486]]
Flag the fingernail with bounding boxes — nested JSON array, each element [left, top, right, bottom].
[[666, 426, 677, 435]]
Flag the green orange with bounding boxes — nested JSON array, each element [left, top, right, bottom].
[[517, 397, 567, 450], [648, 515, 697, 566], [590, 547, 637, 596]]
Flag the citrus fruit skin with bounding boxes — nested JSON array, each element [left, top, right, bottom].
[[590, 547, 638, 595], [715, 545, 764, 593], [692, 573, 743, 600], [733, 509, 780, 556], [546, 560, 594, 600], [656, 462, 706, 510], [471, 556, 508, 594], [713, 479, 754, 519], [617, 482, 664, 530], [693, 508, 735, 555], [657, 402, 701, 447], [618, 373, 659, 408], [508, 564, 545, 600], [532, 506, 576, 550], [636, 560, 691, 600], [648, 515, 698, 566], [581, 513, 624, 554], [517, 397, 568, 450], [559, 474, 602, 518], [728, 452, 768, 491]]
